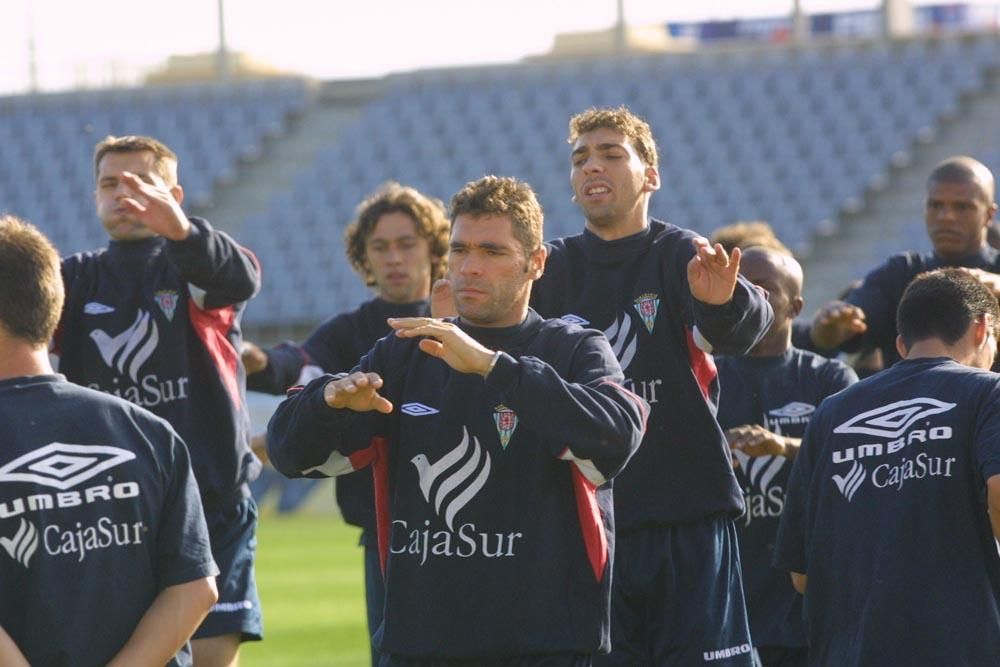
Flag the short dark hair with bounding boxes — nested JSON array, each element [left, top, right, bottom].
[[449, 176, 543, 257], [927, 156, 995, 203], [897, 269, 999, 348], [0, 215, 65, 346], [93, 135, 178, 184], [344, 182, 450, 287], [568, 106, 659, 168]]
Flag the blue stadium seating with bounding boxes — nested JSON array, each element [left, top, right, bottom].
[[0, 78, 308, 258], [1, 37, 996, 329]]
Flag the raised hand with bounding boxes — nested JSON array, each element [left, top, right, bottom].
[[118, 171, 191, 241], [810, 300, 867, 349], [323, 372, 393, 414], [389, 317, 495, 376], [687, 238, 741, 305]]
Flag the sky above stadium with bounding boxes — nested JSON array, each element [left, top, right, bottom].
[[0, 0, 992, 94]]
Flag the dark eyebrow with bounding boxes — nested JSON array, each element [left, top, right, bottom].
[[450, 240, 509, 252], [572, 142, 627, 157]]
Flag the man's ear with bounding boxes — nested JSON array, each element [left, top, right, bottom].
[[790, 296, 804, 319], [895, 334, 909, 360], [527, 245, 547, 280], [170, 184, 185, 206], [975, 314, 993, 349], [643, 166, 660, 194]]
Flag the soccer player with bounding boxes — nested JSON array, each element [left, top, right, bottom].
[[716, 247, 858, 667], [0, 215, 219, 666], [54, 136, 262, 665], [267, 176, 647, 666], [809, 156, 1000, 367], [241, 182, 449, 664], [528, 106, 772, 665], [775, 268, 1000, 665]]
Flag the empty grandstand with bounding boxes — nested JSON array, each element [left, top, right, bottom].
[[2, 31, 999, 339]]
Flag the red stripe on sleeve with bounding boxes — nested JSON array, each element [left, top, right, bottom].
[[571, 467, 608, 582], [188, 301, 241, 407], [685, 328, 717, 402], [370, 436, 392, 576]]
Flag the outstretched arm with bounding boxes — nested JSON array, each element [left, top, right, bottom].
[[685, 238, 773, 354], [107, 577, 218, 667], [390, 317, 647, 482], [267, 369, 390, 479]]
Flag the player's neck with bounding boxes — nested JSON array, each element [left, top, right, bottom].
[[749, 329, 791, 358], [904, 339, 975, 366], [0, 338, 54, 381], [585, 202, 651, 242]]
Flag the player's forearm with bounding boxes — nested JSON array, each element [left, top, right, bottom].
[[267, 374, 372, 477], [107, 577, 217, 667], [692, 278, 774, 355], [488, 353, 647, 480], [0, 624, 29, 667], [166, 217, 260, 305]]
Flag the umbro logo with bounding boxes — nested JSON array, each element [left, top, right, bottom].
[[833, 461, 866, 502], [84, 302, 115, 315], [834, 398, 956, 438], [769, 402, 815, 419], [400, 403, 439, 417], [0, 443, 136, 490], [560, 314, 590, 326], [0, 519, 39, 568]]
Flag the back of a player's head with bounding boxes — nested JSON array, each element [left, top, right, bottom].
[[568, 106, 659, 169], [93, 135, 179, 184], [0, 216, 64, 346], [344, 182, 450, 286], [709, 221, 792, 256], [449, 175, 543, 257], [897, 269, 999, 348], [927, 156, 996, 203]]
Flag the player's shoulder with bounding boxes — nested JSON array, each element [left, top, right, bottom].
[[533, 311, 609, 353], [871, 250, 930, 276]]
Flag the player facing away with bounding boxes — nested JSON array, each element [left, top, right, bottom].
[[775, 268, 1000, 666], [53, 136, 263, 665], [242, 182, 449, 665], [0, 216, 218, 666], [716, 247, 858, 667], [809, 156, 1000, 367], [267, 176, 648, 667], [527, 106, 772, 665]]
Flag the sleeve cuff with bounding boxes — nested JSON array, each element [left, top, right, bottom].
[[483, 352, 519, 392]]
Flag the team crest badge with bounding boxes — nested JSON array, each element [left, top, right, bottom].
[[633, 293, 660, 334], [153, 290, 178, 321], [493, 404, 519, 449]]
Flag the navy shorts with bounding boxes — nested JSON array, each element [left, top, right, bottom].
[[594, 516, 757, 666], [379, 654, 591, 667], [192, 496, 263, 642]]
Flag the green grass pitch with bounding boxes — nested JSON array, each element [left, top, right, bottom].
[[242, 513, 372, 666]]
